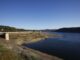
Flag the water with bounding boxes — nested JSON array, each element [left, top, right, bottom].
[[24, 32, 80, 60]]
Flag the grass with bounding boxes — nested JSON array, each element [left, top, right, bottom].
[[9, 31, 58, 44], [0, 44, 23, 60], [0, 32, 62, 60]]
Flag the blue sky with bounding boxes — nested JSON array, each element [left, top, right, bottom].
[[0, 0, 80, 29]]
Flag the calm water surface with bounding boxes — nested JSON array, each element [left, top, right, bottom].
[[24, 32, 80, 60]]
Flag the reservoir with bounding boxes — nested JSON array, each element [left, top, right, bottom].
[[24, 32, 80, 60]]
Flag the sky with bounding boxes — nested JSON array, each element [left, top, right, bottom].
[[0, 0, 80, 30]]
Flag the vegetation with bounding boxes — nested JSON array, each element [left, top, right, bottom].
[[0, 25, 41, 32], [55, 27, 80, 33], [40, 27, 80, 33], [0, 25, 27, 32], [0, 44, 23, 60], [0, 25, 63, 60], [0, 25, 80, 33], [0, 42, 62, 60], [9, 32, 58, 45]]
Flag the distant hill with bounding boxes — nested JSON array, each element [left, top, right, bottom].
[[40, 29, 56, 32], [0, 25, 27, 32], [0, 25, 80, 33], [39, 27, 80, 33], [55, 27, 80, 33]]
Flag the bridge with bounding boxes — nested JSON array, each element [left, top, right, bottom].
[[0, 32, 32, 40]]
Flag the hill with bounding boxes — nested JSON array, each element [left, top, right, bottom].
[[40, 27, 80, 33], [55, 27, 80, 33], [0, 25, 27, 32]]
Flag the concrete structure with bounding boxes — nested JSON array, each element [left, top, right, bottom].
[[5, 33, 9, 40]]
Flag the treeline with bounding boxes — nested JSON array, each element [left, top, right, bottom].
[[39, 27, 80, 33], [0, 25, 27, 32], [40, 29, 56, 32], [55, 27, 80, 33], [0, 25, 42, 32], [1, 25, 80, 33]]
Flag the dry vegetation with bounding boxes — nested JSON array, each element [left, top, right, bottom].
[[9, 32, 60, 44], [0, 44, 23, 60], [0, 43, 63, 60], [0, 31, 63, 60]]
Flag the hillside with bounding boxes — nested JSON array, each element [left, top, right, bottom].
[[0, 25, 27, 32], [40, 27, 80, 33], [55, 27, 80, 33]]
